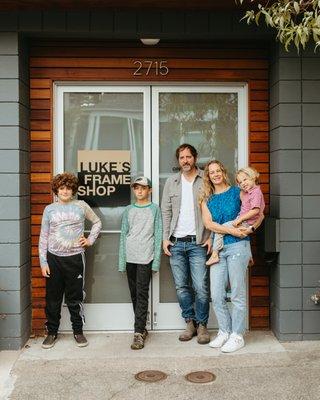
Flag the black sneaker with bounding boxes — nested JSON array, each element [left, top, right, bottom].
[[74, 333, 88, 347], [42, 334, 57, 349]]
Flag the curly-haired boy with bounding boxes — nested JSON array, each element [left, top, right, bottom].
[[39, 172, 102, 349]]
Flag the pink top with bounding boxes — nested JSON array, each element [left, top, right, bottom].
[[239, 185, 265, 225]]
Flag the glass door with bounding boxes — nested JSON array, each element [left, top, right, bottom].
[[151, 85, 248, 329], [54, 83, 248, 331], [54, 85, 151, 330]]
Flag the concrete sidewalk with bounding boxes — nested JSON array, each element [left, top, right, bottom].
[[1, 331, 320, 400]]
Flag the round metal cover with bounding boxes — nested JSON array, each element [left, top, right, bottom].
[[135, 370, 167, 383], [185, 371, 216, 384]]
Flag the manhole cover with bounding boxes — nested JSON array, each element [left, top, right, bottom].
[[135, 370, 167, 383], [185, 371, 216, 384]]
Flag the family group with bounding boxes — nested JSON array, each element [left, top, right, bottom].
[[38, 143, 265, 354]]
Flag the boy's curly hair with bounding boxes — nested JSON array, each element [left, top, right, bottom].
[[52, 173, 79, 195]]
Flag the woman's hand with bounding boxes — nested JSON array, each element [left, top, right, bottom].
[[239, 226, 253, 236], [228, 227, 247, 238], [232, 218, 242, 227]]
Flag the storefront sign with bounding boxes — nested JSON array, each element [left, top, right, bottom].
[[77, 150, 131, 207]]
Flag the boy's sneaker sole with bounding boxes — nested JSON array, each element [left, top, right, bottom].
[[42, 334, 58, 349]]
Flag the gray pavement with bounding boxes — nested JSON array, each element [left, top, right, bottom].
[[1, 331, 320, 400]]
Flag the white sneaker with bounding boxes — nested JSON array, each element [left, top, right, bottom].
[[209, 330, 229, 348], [221, 333, 244, 353]]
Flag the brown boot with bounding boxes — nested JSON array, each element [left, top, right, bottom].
[[197, 324, 210, 344], [179, 320, 197, 341]]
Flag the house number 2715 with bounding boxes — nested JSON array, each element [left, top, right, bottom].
[[133, 60, 169, 76]]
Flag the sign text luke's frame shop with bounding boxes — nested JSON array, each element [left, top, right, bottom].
[[77, 150, 131, 207]]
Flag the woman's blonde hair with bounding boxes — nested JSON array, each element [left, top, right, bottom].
[[198, 160, 230, 204], [236, 166, 260, 184]]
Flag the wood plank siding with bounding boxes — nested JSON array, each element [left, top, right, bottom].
[[30, 40, 270, 334]]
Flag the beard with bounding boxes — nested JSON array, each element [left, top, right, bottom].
[[181, 163, 192, 169]]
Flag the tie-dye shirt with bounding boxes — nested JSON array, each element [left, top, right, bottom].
[[38, 200, 102, 268]]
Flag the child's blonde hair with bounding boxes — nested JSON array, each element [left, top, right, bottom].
[[236, 166, 260, 185]]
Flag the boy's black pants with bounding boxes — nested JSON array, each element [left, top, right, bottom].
[[126, 262, 152, 334], [45, 251, 85, 335]]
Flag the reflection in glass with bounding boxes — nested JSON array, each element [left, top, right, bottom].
[[85, 233, 131, 303], [64, 92, 144, 230], [159, 92, 238, 186], [63, 92, 144, 305], [159, 92, 238, 303]]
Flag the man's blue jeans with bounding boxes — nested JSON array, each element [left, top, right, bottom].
[[169, 240, 209, 325], [210, 240, 251, 335]]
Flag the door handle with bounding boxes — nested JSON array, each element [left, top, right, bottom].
[[153, 312, 157, 325], [147, 310, 151, 325]]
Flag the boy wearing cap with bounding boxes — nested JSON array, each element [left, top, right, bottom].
[[118, 176, 162, 350]]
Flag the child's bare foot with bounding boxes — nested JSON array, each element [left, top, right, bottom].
[[206, 254, 219, 266]]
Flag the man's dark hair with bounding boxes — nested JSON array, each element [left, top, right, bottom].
[[175, 143, 198, 160]]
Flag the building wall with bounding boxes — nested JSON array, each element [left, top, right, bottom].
[[28, 39, 270, 334], [270, 45, 320, 341], [3, 8, 320, 348], [0, 9, 270, 349], [0, 33, 31, 350]]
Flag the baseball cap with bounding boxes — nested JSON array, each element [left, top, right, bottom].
[[131, 176, 152, 188]]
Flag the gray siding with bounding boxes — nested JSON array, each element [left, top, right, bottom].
[[0, 10, 270, 39], [270, 44, 320, 341], [0, 32, 31, 351]]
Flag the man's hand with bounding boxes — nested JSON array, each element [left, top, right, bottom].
[[41, 265, 50, 278], [202, 237, 212, 255], [79, 236, 91, 247], [163, 239, 173, 256]]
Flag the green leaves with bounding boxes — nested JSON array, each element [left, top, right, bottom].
[[236, 0, 320, 52]]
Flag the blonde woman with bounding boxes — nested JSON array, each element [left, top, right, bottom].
[[200, 161, 263, 353], [206, 166, 265, 265]]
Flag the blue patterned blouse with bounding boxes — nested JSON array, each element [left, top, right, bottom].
[[207, 186, 249, 245]]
